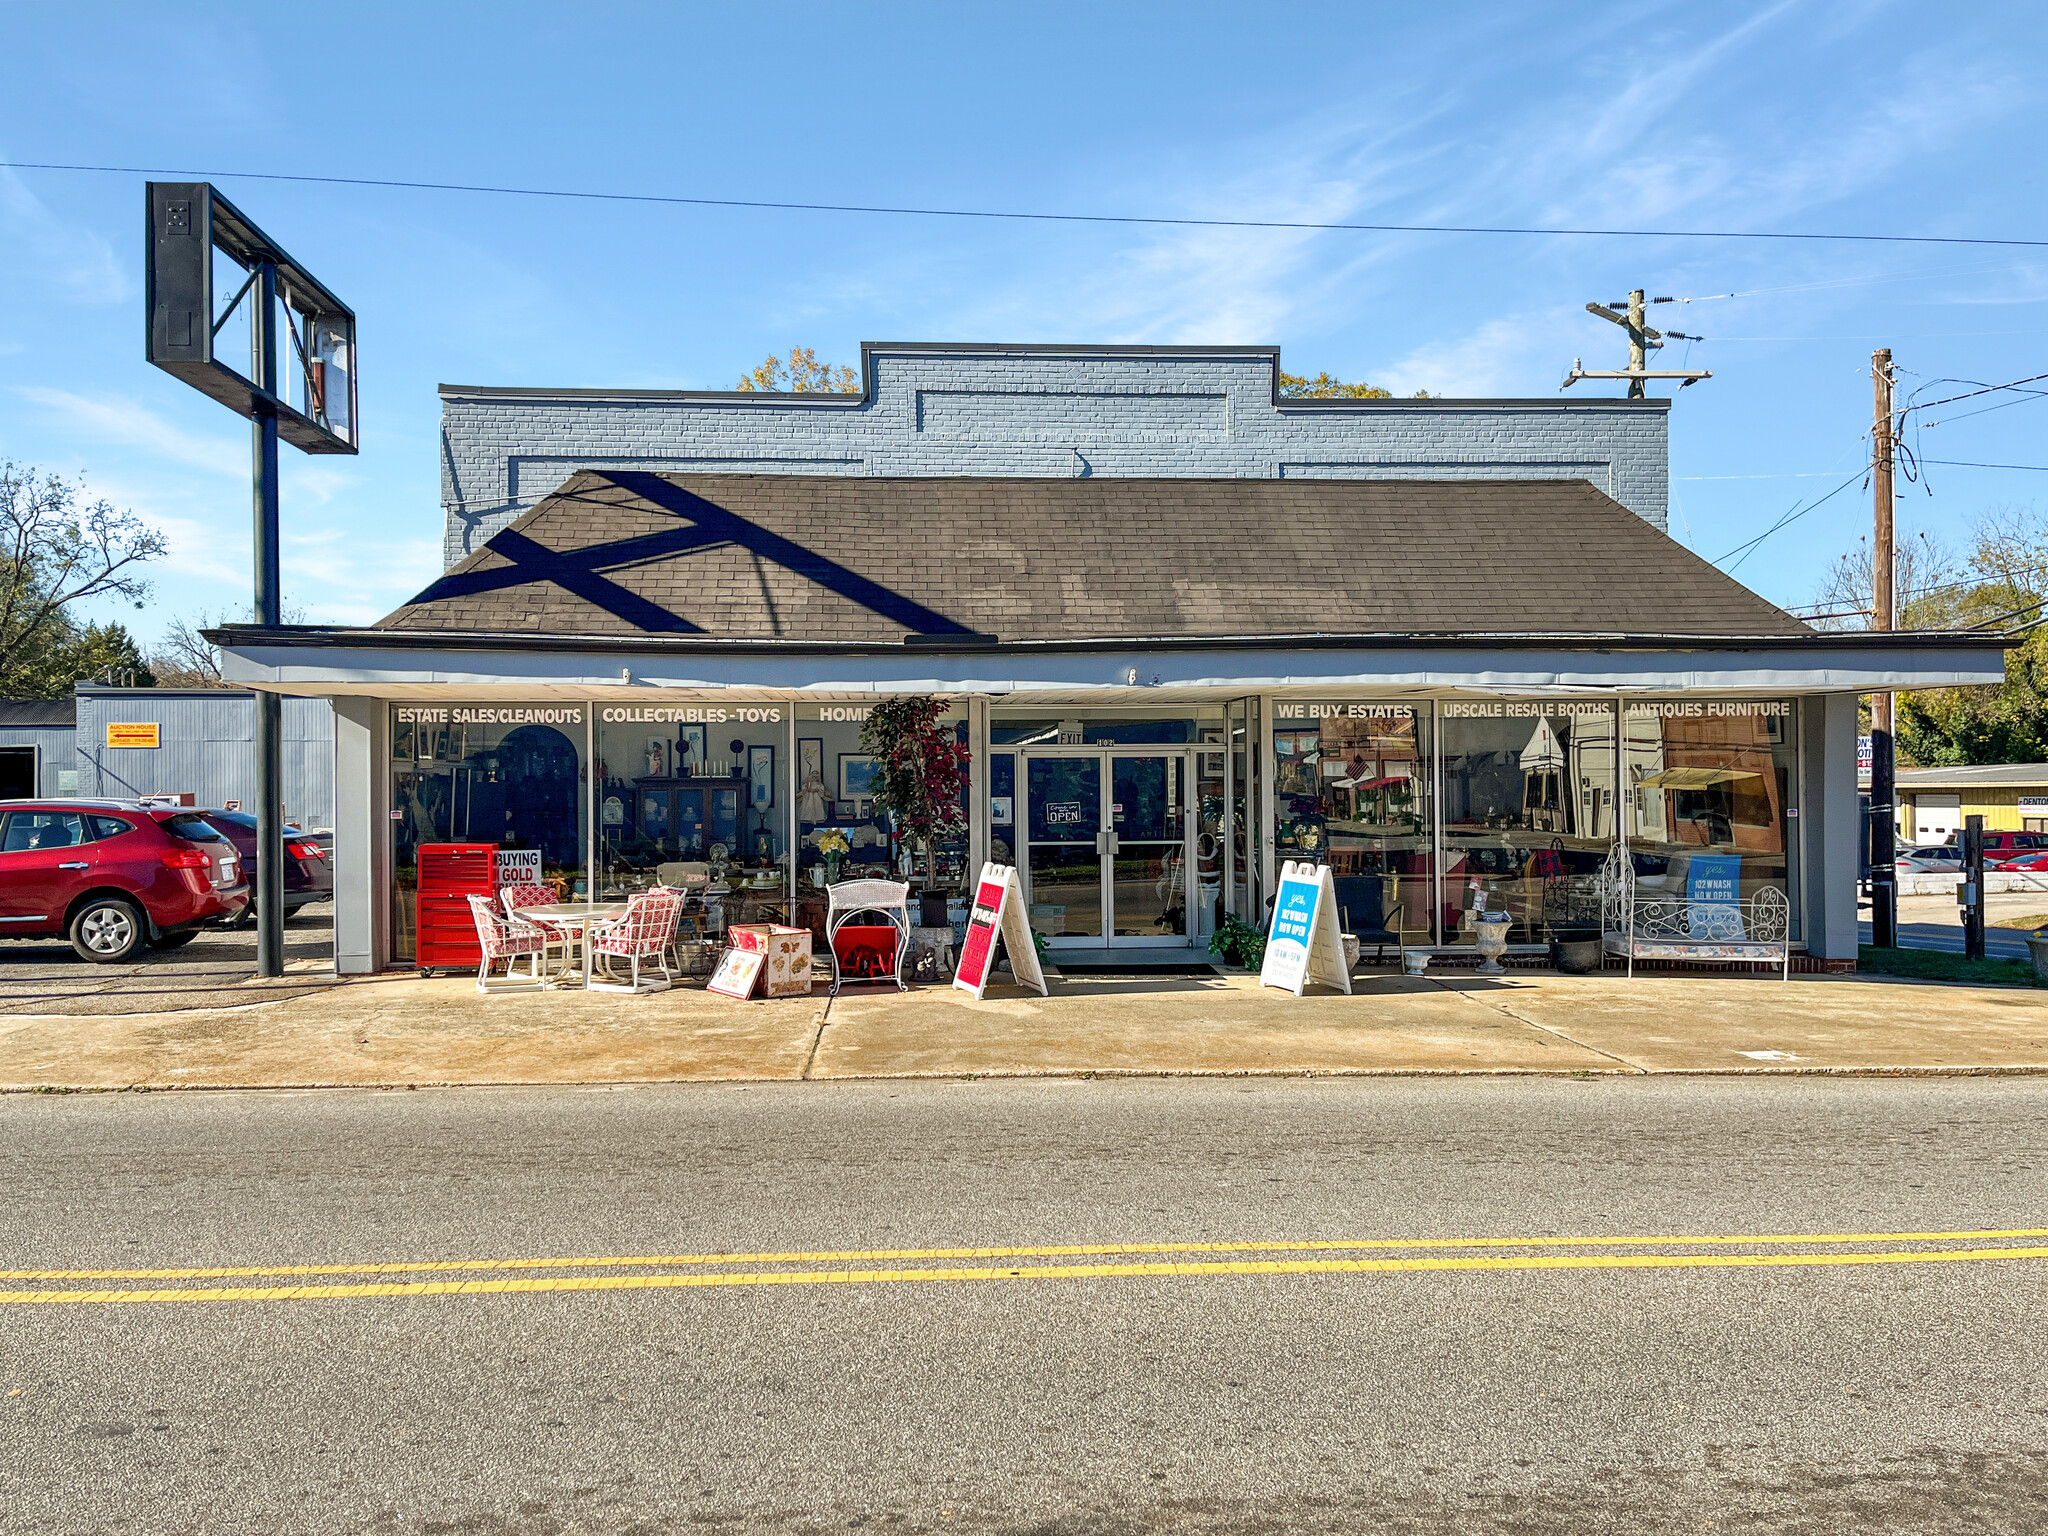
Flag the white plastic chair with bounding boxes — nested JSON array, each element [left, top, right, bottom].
[[825, 878, 910, 995]]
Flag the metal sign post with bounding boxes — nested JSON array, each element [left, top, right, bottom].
[[145, 182, 357, 977]]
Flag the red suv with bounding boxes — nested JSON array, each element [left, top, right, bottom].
[[0, 800, 248, 963]]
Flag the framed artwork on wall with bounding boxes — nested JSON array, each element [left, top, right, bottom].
[[797, 737, 827, 823], [838, 752, 878, 801], [748, 745, 775, 809], [678, 724, 706, 776]]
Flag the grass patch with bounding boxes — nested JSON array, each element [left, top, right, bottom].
[[1858, 944, 2043, 987], [1991, 912, 2048, 930]]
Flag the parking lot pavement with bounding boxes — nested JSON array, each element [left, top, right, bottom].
[[0, 902, 340, 1017]]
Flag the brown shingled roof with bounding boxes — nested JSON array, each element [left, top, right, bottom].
[[377, 472, 1809, 643]]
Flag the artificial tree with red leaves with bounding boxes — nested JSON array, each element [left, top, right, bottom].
[[861, 696, 970, 900]]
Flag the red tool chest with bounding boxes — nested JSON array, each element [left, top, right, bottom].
[[415, 842, 498, 975]]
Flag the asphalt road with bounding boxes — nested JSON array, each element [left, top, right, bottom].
[[3, 1076, 2046, 1535]]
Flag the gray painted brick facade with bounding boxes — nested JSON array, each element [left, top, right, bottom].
[[439, 343, 1671, 568]]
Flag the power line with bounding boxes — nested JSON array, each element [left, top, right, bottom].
[[1901, 372, 2048, 412], [1714, 467, 1868, 572], [1920, 459, 2048, 472], [8, 159, 2048, 248]]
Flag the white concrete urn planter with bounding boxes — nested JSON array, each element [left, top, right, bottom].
[[1473, 912, 1513, 976]]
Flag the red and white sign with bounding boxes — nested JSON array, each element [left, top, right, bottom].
[[952, 862, 1048, 1001], [495, 849, 542, 884]]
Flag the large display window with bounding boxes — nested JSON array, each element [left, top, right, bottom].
[[1620, 700, 1800, 939], [1436, 700, 1617, 944], [389, 704, 588, 964], [796, 702, 970, 897], [594, 702, 789, 902], [1273, 701, 1437, 944]]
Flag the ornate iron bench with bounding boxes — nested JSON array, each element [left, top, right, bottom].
[[1598, 846, 1791, 979]]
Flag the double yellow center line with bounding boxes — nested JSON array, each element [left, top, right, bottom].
[[4, 1227, 2043, 1306]]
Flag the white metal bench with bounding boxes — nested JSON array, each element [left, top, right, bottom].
[[1598, 845, 1791, 979]]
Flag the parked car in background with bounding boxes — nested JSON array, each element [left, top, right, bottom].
[[1979, 832, 2048, 858], [1989, 850, 2048, 873], [0, 800, 246, 962], [1895, 846, 1963, 872], [202, 809, 333, 921]]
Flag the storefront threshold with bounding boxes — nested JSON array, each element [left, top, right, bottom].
[[1052, 947, 1223, 975]]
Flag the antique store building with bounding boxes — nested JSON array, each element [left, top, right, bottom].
[[214, 343, 2006, 974]]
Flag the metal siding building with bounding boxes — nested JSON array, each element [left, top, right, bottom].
[[0, 700, 80, 796], [71, 688, 335, 828]]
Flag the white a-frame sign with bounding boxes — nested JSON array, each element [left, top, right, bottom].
[[1259, 860, 1353, 996], [952, 862, 1049, 1001]]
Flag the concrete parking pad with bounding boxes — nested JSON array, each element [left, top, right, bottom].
[[812, 970, 1626, 1077], [1437, 971, 2048, 1073], [0, 978, 822, 1090], [5, 958, 2048, 1090]]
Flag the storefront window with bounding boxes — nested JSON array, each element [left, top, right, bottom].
[[1621, 701, 1800, 940], [795, 702, 971, 903], [594, 703, 788, 903], [389, 704, 588, 964], [1272, 701, 1437, 944], [1436, 701, 1618, 944]]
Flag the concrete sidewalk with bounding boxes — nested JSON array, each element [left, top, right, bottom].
[[4, 965, 2048, 1090]]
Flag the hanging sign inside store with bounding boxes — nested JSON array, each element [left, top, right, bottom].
[[1686, 854, 1745, 939], [953, 863, 1048, 1000], [1047, 802, 1081, 826], [1259, 860, 1353, 997], [495, 849, 542, 885], [105, 722, 161, 749]]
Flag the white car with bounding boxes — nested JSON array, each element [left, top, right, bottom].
[[1895, 845, 1962, 872]]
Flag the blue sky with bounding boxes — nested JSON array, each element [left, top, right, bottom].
[[2, 0, 2043, 641]]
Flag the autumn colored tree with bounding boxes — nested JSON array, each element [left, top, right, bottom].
[[735, 346, 860, 394], [1278, 370, 1432, 400]]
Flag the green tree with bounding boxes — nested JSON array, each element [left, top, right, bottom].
[[1278, 370, 1432, 400], [735, 346, 859, 393], [0, 464, 166, 698]]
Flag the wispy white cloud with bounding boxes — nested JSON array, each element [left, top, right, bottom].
[[13, 387, 246, 477], [0, 166, 128, 307]]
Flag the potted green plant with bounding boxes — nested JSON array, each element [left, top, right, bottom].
[[862, 697, 970, 928]]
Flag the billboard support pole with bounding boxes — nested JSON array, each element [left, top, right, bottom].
[[250, 259, 285, 978]]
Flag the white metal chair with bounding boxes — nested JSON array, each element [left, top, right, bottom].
[[825, 878, 910, 995], [466, 894, 550, 993], [587, 888, 684, 993]]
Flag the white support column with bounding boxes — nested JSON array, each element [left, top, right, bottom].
[[1807, 692, 1861, 960], [331, 697, 389, 975], [1258, 692, 1277, 906], [968, 695, 991, 876]]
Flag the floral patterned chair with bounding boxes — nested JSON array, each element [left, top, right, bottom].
[[465, 894, 550, 993], [587, 888, 684, 993], [501, 882, 573, 981]]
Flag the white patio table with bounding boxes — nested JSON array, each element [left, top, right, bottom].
[[516, 902, 629, 989]]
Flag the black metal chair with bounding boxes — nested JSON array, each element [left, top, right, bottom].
[[1334, 874, 1408, 964]]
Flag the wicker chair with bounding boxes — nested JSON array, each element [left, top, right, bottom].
[[465, 894, 549, 993], [501, 882, 573, 981], [587, 888, 684, 993]]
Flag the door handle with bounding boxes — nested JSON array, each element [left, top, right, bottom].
[[1095, 832, 1107, 856], [58, 861, 90, 870]]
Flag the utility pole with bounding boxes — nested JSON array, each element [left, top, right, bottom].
[[1562, 290, 1712, 394], [1867, 347, 1899, 948]]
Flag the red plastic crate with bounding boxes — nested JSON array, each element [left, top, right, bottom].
[[415, 842, 499, 971], [831, 924, 900, 982]]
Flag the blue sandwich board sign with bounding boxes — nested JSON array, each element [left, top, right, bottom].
[[1260, 860, 1354, 996]]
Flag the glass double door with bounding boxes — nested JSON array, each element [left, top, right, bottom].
[[1023, 750, 1193, 948]]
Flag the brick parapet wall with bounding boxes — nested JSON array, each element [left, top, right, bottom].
[[439, 346, 1671, 568]]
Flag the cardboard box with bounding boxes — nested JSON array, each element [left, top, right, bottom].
[[731, 923, 813, 998]]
